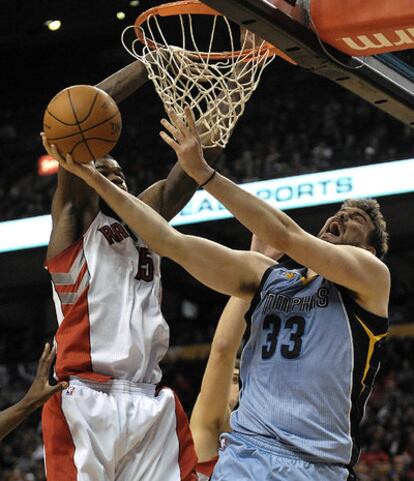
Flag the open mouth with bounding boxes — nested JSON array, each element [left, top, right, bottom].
[[109, 177, 126, 189], [328, 221, 341, 237]]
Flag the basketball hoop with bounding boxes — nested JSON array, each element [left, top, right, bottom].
[[121, 0, 293, 148]]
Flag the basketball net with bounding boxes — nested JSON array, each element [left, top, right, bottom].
[[121, 1, 277, 148]]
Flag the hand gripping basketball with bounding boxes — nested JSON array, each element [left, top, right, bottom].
[[41, 133, 97, 185]]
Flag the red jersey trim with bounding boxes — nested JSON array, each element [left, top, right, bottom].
[[196, 456, 219, 477], [173, 393, 198, 481], [42, 392, 78, 481]]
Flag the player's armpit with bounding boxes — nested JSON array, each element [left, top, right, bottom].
[[285, 229, 390, 316]]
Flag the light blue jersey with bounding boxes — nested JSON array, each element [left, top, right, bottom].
[[231, 260, 388, 467]]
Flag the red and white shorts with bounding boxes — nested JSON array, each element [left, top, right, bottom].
[[42, 378, 197, 481]]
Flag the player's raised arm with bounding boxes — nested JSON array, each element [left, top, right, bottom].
[[160, 107, 390, 316], [190, 296, 247, 462], [50, 145, 273, 299], [0, 344, 67, 441], [43, 61, 151, 259], [41, 133, 99, 259]]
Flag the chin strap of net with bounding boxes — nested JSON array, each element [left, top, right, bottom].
[[122, 10, 276, 148]]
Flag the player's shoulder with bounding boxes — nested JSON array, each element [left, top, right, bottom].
[[337, 284, 389, 335]]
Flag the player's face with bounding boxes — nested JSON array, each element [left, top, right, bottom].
[[95, 156, 128, 192], [318, 206, 375, 253], [229, 367, 240, 411]]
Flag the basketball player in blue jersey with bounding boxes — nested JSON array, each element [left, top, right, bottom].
[[191, 237, 282, 481], [51, 107, 390, 481]]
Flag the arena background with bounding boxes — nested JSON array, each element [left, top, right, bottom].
[[0, 1, 413, 480]]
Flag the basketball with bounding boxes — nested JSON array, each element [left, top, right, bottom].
[[43, 85, 122, 163]]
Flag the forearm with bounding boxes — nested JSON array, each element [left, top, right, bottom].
[[210, 297, 247, 357], [152, 105, 223, 219], [0, 398, 35, 441], [203, 172, 294, 252], [192, 298, 247, 427], [95, 60, 148, 104], [157, 149, 222, 221]]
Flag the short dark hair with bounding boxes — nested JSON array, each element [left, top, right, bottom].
[[341, 198, 389, 260]]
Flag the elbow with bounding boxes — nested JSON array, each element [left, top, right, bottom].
[[159, 230, 185, 261], [261, 224, 292, 254], [210, 338, 237, 361]]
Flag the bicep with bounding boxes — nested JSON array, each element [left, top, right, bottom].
[[286, 228, 390, 300], [171, 236, 273, 299]]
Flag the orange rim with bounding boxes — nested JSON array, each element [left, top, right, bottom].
[[133, 0, 296, 64]]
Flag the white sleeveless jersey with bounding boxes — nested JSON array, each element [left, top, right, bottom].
[[46, 211, 169, 384]]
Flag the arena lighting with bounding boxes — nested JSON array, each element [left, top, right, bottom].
[[129, 1, 140, 6], [1, 157, 414, 253], [45, 20, 61, 31], [38, 155, 59, 176], [116, 11, 126, 20]]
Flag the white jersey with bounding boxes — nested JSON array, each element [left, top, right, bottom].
[[46, 211, 169, 384]]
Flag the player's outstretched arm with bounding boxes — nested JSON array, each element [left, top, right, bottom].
[[0, 344, 67, 441], [190, 296, 248, 462], [159, 108, 390, 315], [41, 133, 99, 260], [50, 144, 273, 299]]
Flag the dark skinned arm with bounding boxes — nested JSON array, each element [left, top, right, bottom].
[[0, 344, 67, 441], [138, 147, 222, 221], [96, 60, 149, 104]]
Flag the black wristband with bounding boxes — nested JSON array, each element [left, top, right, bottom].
[[199, 170, 217, 188]]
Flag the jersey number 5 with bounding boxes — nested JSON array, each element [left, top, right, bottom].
[[262, 314, 305, 360], [135, 247, 154, 282]]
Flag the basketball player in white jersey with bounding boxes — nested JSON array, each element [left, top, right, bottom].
[[50, 106, 390, 481], [40, 62, 222, 481]]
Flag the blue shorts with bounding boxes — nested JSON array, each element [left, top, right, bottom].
[[210, 432, 354, 481]]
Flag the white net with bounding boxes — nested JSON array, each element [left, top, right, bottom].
[[121, 5, 276, 148]]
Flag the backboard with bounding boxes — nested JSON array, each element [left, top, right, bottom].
[[201, 0, 414, 129]]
